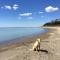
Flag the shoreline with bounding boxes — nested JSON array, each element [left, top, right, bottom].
[[0, 28, 50, 52], [0, 27, 60, 60]]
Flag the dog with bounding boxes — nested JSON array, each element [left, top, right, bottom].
[[32, 38, 41, 51]]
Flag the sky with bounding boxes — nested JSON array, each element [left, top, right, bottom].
[[0, 0, 60, 27]]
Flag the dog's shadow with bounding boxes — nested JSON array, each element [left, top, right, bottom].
[[36, 49, 48, 53]]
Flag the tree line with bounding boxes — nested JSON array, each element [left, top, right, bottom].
[[43, 19, 60, 26]]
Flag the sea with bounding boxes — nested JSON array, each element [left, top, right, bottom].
[[0, 27, 48, 44]]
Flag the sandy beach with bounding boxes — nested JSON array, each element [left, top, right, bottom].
[[0, 27, 60, 60]]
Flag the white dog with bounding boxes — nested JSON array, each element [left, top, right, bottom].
[[32, 38, 41, 51]]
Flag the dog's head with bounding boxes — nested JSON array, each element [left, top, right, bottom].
[[37, 38, 41, 42]]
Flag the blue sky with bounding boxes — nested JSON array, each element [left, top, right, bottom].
[[0, 0, 60, 27]]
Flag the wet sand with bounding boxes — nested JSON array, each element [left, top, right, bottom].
[[0, 27, 60, 60]]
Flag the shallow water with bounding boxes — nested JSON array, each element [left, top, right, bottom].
[[0, 27, 47, 42]]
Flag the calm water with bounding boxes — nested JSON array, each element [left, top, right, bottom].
[[0, 27, 47, 42]]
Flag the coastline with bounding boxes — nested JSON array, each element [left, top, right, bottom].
[[0, 28, 49, 52], [0, 27, 60, 60]]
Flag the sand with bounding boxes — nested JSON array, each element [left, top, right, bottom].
[[0, 27, 60, 60]]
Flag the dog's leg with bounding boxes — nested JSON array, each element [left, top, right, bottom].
[[34, 48, 36, 51], [39, 43, 40, 50], [37, 44, 40, 52]]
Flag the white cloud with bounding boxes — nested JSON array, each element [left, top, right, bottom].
[[19, 13, 32, 16], [1, 4, 19, 10], [45, 6, 59, 12], [4, 5, 12, 10], [13, 4, 19, 10], [13, 4, 18, 7]]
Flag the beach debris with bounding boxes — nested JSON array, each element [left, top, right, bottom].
[[32, 38, 41, 51]]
